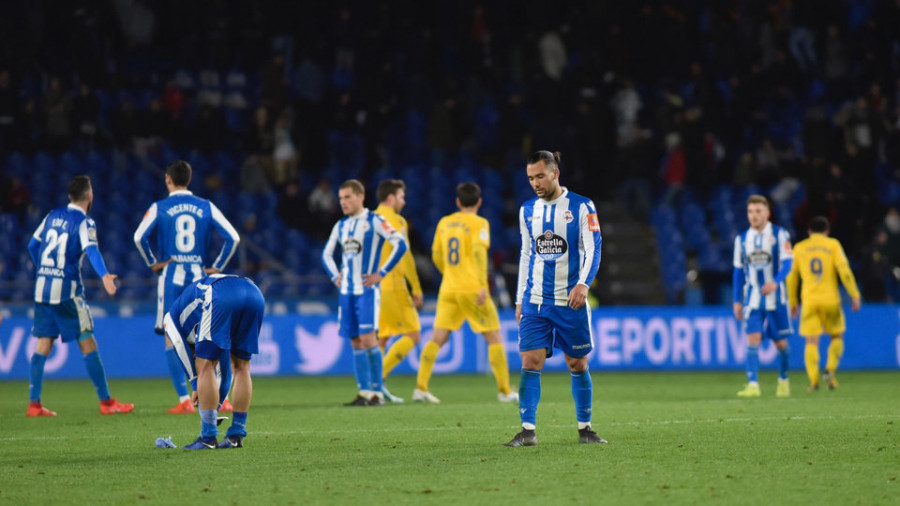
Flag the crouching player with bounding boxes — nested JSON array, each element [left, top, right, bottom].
[[165, 274, 265, 449]]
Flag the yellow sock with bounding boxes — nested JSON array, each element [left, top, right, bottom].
[[416, 341, 441, 391], [804, 343, 820, 386], [383, 336, 416, 378], [488, 343, 511, 395], [826, 338, 844, 373]]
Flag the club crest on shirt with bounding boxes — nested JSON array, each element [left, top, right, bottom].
[[87, 227, 97, 242], [535, 230, 568, 260], [748, 249, 772, 265], [563, 210, 574, 223], [360, 221, 370, 232], [343, 238, 363, 256]]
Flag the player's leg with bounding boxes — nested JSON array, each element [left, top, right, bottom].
[[505, 302, 551, 447], [803, 335, 821, 391], [466, 294, 513, 399], [222, 355, 251, 445], [358, 290, 385, 404], [822, 305, 846, 389], [27, 307, 57, 416], [185, 354, 221, 449], [738, 308, 763, 397], [382, 293, 422, 379], [414, 328, 449, 403], [384, 330, 419, 377], [160, 276, 192, 412], [770, 308, 793, 397]]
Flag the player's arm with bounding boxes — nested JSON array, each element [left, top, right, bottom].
[[473, 221, 491, 305], [786, 248, 801, 318], [399, 221, 424, 300], [732, 235, 745, 321], [366, 217, 408, 286], [133, 203, 160, 267], [81, 219, 117, 295], [431, 224, 444, 275], [571, 202, 602, 309], [833, 242, 862, 311], [767, 229, 794, 293], [27, 216, 47, 266], [321, 222, 342, 286], [163, 311, 196, 383], [208, 202, 241, 272], [515, 206, 531, 323]]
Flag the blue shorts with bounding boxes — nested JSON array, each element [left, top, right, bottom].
[[743, 306, 792, 340], [518, 301, 593, 358], [194, 277, 265, 361], [32, 298, 94, 342], [155, 263, 204, 333], [338, 290, 379, 338]]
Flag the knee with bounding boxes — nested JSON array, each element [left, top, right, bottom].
[[567, 358, 588, 373]]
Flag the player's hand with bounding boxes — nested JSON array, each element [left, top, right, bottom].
[[790, 306, 799, 319], [362, 272, 383, 288], [191, 391, 199, 407], [568, 284, 588, 310], [333, 274, 343, 287], [150, 258, 172, 274], [515, 304, 522, 325], [476, 288, 487, 306], [733, 302, 743, 321], [760, 281, 777, 295], [203, 267, 221, 275], [412, 293, 424, 308], [851, 297, 861, 312], [102, 273, 118, 296]]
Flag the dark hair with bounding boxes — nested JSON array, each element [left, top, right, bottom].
[[376, 179, 405, 203], [457, 182, 481, 207], [527, 150, 562, 169], [68, 175, 92, 202], [166, 160, 193, 187], [340, 179, 365, 195], [809, 216, 830, 233]]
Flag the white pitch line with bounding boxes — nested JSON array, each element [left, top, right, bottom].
[[0, 413, 896, 442]]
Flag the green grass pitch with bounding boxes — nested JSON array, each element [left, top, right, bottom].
[[2, 371, 898, 505]]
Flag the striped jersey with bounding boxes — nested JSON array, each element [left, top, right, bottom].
[[133, 190, 240, 284], [786, 233, 860, 307], [733, 222, 793, 310], [516, 188, 602, 306], [321, 209, 409, 295], [30, 204, 109, 303]]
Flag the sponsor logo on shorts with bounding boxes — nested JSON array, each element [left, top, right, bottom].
[[571, 343, 591, 349]]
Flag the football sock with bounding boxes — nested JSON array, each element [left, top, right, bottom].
[[745, 345, 759, 385], [570, 369, 593, 424], [519, 369, 542, 427], [200, 409, 218, 439], [83, 351, 111, 401], [804, 343, 820, 386], [488, 343, 511, 395], [826, 337, 844, 373], [352, 348, 371, 393], [367, 346, 383, 392], [777, 345, 790, 380], [416, 341, 441, 391], [227, 411, 248, 437], [383, 336, 415, 377], [29, 352, 47, 403], [165, 346, 189, 398]]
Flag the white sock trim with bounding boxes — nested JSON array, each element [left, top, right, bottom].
[[178, 395, 190, 403], [522, 423, 536, 430], [578, 422, 591, 430]]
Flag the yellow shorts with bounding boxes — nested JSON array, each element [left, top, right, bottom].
[[433, 292, 500, 333], [799, 302, 846, 336], [378, 290, 421, 338]]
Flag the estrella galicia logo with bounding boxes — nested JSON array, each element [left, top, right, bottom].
[[535, 230, 567, 260], [343, 238, 362, 257], [748, 249, 771, 266]]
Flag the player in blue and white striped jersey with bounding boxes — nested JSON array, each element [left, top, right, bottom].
[[26, 175, 133, 416], [321, 179, 408, 406], [505, 151, 606, 447], [732, 194, 793, 398], [133, 160, 240, 414]]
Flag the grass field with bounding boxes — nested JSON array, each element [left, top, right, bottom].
[[2, 371, 898, 505]]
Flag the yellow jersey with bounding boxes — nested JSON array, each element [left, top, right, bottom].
[[432, 211, 490, 295], [787, 233, 861, 308], [375, 204, 422, 296]]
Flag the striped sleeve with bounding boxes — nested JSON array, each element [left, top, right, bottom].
[[516, 206, 530, 305], [577, 200, 601, 286], [133, 203, 159, 266], [209, 202, 241, 270]]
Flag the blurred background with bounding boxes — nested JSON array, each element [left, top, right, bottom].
[[1, 0, 900, 312]]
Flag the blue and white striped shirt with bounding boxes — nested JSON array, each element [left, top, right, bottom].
[[732, 222, 793, 311], [516, 188, 602, 306], [321, 209, 408, 296]]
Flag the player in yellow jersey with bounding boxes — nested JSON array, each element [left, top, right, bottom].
[[413, 182, 517, 403], [375, 179, 423, 403], [786, 216, 861, 392]]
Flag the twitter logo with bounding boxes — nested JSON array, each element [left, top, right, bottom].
[[295, 322, 344, 374]]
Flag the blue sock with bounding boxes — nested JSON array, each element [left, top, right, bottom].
[[29, 352, 47, 403], [778, 345, 790, 380], [165, 346, 189, 398], [227, 411, 248, 437], [83, 351, 111, 401], [367, 346, 383, 392], [570, 370, 593, 424], [353, 349, 371, 392], [200, 409, 218, 439], [746, 345, 760, 384], [519, 369, 542, 426]]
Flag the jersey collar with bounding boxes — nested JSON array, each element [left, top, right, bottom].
[[169, 189, 194, 196], [541, 186, 568, 205], [66, 203, 86, 215]]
